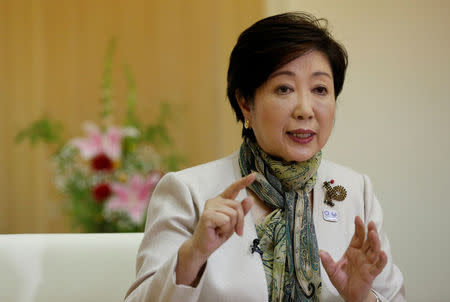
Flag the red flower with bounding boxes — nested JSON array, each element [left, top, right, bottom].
[[92, 183, 112, 203], [91, 153, 114, 171]]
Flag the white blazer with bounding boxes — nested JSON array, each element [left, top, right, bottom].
[[125, 152, 406, 302]]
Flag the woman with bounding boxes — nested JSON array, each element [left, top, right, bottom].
[[125, 12, 405, 302]]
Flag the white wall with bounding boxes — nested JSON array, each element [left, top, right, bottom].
[[265, 1, 450, 301]]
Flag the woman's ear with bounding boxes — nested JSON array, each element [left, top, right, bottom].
[[235, 90, 251, 122]]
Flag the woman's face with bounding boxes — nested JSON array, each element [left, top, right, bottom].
[[239, 50, 336, 162]]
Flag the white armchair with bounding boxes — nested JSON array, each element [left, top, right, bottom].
[[0, 233, 143, 302]]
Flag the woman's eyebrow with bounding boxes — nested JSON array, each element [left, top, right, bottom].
[[312, 71, 332, 79], [268, 70, 332, 80], [268, 70, 296, 79]]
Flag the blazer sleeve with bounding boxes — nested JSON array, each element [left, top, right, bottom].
[[124, 172, 206, 302], [363, 174, 406, 302]]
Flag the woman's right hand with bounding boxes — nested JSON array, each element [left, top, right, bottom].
[[176, 173, 256, 286], [191, 173, 256, 258]]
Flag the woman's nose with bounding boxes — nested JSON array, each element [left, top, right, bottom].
[[292, 94, 314, 120]]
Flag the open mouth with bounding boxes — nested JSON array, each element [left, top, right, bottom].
[[287, 132, 314, 139], [286, 130, 315, 143]]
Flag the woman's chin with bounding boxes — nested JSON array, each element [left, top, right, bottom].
[[283, 149, 317, 163], [281, 139, 321, 162]]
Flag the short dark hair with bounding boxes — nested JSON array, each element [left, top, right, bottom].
[[227, 12, 348, 138]]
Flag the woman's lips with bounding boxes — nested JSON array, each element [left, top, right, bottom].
[[287, 129, 315, 144]]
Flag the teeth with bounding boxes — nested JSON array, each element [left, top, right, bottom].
[[291, 133, 312, 138]]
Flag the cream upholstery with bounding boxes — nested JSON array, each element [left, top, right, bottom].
[[0, 233, 143, 302]]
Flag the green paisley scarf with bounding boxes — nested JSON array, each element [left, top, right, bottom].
[[238, 138, 322, 302]]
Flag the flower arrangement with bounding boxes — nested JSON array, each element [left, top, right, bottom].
[[16, 40, 181, 232]]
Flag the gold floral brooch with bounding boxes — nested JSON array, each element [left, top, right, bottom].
[[323, 179, 347, 207]]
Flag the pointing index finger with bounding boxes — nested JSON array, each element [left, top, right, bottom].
[[221, 173, 256, 200]]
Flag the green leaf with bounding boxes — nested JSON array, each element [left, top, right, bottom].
[[163, 153, 184, 171], [141, 102, 175, 146], [100, 38, 116, 119], [124, 64, 140, 128], [15, 118, 63, 146]]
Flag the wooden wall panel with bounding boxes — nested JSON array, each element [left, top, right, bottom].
[[0, 0, 263, 233], [0, 0, 9, 233]]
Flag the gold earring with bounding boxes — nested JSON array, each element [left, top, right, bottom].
[[244, 120, 250, 129]]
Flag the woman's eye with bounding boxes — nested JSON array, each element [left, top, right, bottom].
[[313, 86, 328, 95], [275, 85, 293, 95]]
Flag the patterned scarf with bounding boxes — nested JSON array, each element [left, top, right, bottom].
[[238, 138, 322, 302]]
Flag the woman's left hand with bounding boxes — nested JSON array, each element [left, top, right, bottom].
[[319, 216, 387, 302]]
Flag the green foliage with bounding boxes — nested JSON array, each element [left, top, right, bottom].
[[124, 64, 140, 128], [142, 102, 172, 146], [63, 170, 102, 232], [15, 118, 63, 146], [100, 38, 116, 119], [163, 153, 185, 172]]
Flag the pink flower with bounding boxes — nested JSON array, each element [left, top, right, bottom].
[[70, 122, 138, 161], [104, 172, 162, 223]]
